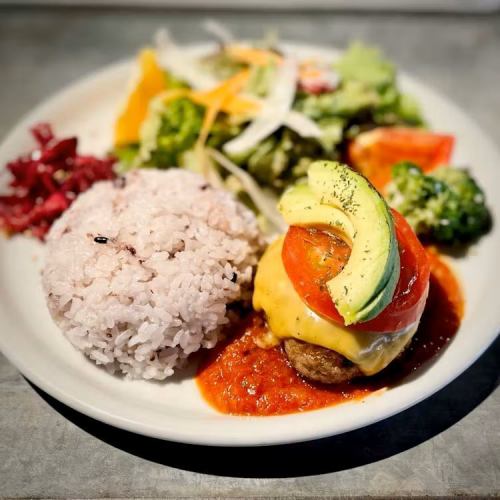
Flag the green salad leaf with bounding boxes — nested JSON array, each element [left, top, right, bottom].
[[294, 42, 424, 136], [335, 42, 395, 89], [199, 51, 244, 80], [296, 81, 380, 119], [226, 128, 340, 192], [113, 144, 139, 172], [316, 117, 344, 153], [245, 63, 277, 97], [116, 39, 429, 229], [394, 93, 423, 125], [138, 97, 203, 168]]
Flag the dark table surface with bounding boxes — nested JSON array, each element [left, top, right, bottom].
[[0, 6, 499, 498]]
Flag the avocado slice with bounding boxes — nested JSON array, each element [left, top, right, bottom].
[[279, 160, 400, 325], [279, 184, 355, 243]]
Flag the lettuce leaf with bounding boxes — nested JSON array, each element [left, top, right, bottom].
[[138, 97, 203, 168], [295, 42, 424, 128], [245, 63, 277, 97], [335, 42, 395, 89]]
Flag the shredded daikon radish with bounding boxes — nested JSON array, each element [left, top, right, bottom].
[[284, 110, 322, 138], [202, 19, 234, 45], [208, 148, 286, 233], [223, 56, 298, 155], [154, 29, 218, 90]]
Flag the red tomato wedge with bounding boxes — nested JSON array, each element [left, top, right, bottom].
[[347, 127, 454, 192], [282, 210, 430, 333]]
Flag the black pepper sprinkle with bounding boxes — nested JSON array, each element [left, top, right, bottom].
[[94, 236, 109, 244], [230, 272, 238, 283]]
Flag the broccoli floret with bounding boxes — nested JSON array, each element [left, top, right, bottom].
[[387, 162, 491, 244]]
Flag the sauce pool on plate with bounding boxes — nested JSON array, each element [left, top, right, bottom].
[[197, 314, 371, 416], [196, 250, 464, 416]]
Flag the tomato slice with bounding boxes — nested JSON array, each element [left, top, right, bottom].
[[282, 226, 349, 325], [347, 127, 454, 192], [282, 210, 430, 333]]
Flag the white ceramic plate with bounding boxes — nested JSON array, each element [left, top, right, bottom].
[[0, 43, 499, 447]]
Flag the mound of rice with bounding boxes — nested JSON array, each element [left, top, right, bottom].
[[42, 169, 263, 380]]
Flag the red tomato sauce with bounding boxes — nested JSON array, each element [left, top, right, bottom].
[[378, 248, 464, 381], [196, 250, 463, 416], [197, 314, 371, 416]]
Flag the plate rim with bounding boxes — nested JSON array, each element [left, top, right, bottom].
[[0, 40, 499, 447]]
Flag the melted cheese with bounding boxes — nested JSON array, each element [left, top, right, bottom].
[[253, 238, 417, 375]]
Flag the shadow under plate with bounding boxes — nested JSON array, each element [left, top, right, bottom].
[[29, 335, 499, 478]]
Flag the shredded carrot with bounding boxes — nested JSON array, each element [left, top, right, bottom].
[[191, 69, 251, 103], [222, 95, 261, 115], [298, 60, 327, 81], [197, 101, 221, 149], [299, 67, 324, 80], [190, 70, 256, 177], [114, 59, 261, 155], [158, 88, 191, 104], [157, 84, 260, 116], [225, 44, 281, 67], [191, 69, 254, 148], [114, 49, 167, 146]]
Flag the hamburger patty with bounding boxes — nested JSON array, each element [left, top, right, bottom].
[[283, 338, 363, 384]]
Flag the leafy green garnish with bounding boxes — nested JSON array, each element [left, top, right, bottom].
[[245, 63, 277, 97], [113, 144, 139, 173], [200, 51, 244, 80], [294, 42, 424, 133], [335, 42, 395, 89], [138, 97, 203, 168]]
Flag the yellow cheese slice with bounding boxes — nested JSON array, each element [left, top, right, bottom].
[[253, 238, 416, 375]]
